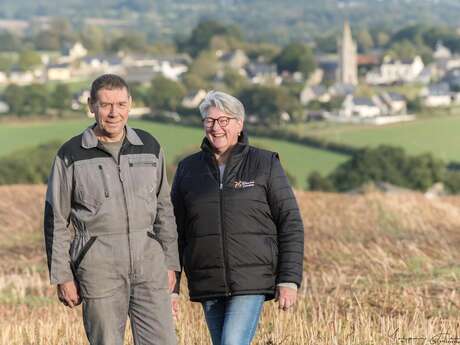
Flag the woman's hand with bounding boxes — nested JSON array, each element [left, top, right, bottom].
[[275, 286, 297, 311]]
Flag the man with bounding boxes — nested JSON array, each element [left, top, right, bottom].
[[44, 74, 179, 345]]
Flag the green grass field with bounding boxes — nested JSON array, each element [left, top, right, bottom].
[[0, 118, 348, 187], [307, 114, 460, 162]]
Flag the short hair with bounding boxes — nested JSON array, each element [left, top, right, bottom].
[[89, 74, 130, 103], [199, 90, 245, 120]]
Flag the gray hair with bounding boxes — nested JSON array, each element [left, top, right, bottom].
[[199, 90, 245, 120]]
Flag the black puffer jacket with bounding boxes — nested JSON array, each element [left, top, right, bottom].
[[172, 132, 304, 301]]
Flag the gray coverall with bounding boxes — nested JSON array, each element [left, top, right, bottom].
[[44, 125, 180, 345]]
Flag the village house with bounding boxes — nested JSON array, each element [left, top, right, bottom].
[[218, 49, 249, 70], [58, 42, 88, 64], [245, 62, 281, 85], [340, 95, 382, 117], [46, 63, 72, 81], [420, 83, 452, 107], [78, 55, 124, 76], [339, 92, 407, 118], [366, 55, 424, 85], [0, 71, 8, 84], [300, 84, 331, 105], [182, 89, 207, 108]]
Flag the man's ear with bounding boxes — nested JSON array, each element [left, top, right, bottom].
[[87, 97, 95, 114]]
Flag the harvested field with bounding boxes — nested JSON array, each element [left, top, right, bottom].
[[1, 185, 460, 345]]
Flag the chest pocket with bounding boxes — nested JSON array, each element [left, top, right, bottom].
[[74, 160, 112, 212], [128, 155, 159, 202]]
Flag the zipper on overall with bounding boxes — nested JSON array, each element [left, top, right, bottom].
[[117, 143, 134, 277]]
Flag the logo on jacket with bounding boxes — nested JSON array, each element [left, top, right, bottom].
[[234, 180, 255, 189]]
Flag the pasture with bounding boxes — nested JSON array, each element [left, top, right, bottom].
[[1, 185, 459, 344], [0, 118, 348, 187], [286, 112, 460, 163]]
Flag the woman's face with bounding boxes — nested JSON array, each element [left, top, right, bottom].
[[204, 106, 243, 155]]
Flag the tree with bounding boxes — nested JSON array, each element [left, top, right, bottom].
[[80, 25, 107, 53], [356, 30, 374, 53], [33, 30, 61, 50], [0, 55, 15, 72], [315, 34, 337, 54], [23, 84, 49, 115], [238, 85, 297, 125], [179, 20, 242, 57], [387, 40, 418, 61], [222, 67, 248, 94], [3, 84, 25, 115], [307, 171, 334, 191], [326, 146, 445, 192], [18, 50, 42, 71], [51, 84, 71, 116], [375, 32, 390, 47], [0, 32, 20, 51], [110, 32, 148, 53], [273, 43, 316, 79], [147, 76, 186, 112], [183, 50, 218, 89], [0, 141, 61, 185]]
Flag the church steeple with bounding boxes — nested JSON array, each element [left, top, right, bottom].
[[337, 20, 358, 85]]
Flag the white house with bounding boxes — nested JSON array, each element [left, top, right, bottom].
[[78, 55, 124, 76], [245, 62, 281, 85], [0, 71, 7, 84], [182, 89, 207, 108], [0, 100, 9, 113], [340, 95, 382, 117], [46, 63, 72, 81], [219, 49, 249, 70], [155, 60, 188, 81], [433, 41, 452, 60], [421, 83, 452, 107], [58, 42, 88, 64], [379, 92, 407, 115], [300, 84, 330, 105], [8, 69, 36, 85], [366, 55, 424, 85]]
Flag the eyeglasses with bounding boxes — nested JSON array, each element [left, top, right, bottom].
[[202, 116, 236, 128]]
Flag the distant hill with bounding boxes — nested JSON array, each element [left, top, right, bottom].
[[1, 0, 459, 43]]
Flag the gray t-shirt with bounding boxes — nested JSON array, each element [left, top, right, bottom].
[[101, 139, 123, 162]]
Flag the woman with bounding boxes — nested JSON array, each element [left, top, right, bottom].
[[171, 91, 304, 345]]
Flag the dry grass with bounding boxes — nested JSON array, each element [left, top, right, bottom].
[[1, 185, 460, 344]]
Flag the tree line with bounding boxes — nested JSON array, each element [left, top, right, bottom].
[[308, 146, 460, 193]]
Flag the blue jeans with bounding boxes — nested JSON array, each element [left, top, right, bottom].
[[201, 295, 265, 345]]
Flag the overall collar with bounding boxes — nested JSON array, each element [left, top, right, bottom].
[[81, 123, 143, 149]]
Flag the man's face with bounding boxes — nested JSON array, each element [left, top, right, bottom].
[[89, 87, 131, 141]]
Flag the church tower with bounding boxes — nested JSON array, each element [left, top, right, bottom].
[[337, 20, 358, 85]]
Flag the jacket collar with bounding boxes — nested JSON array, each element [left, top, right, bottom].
[[81, 123, 144, 149]]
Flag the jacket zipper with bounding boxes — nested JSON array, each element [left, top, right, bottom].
[[215, 157, 231, 296], [98, 165, 110, 198], [117, 143, 134, 277]]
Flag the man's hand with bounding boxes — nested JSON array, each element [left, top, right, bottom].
[[57, 281, 81, 308], [167, 270, 176, 293], [275, 286, 297, 311], [171, 294, 180, 321]]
